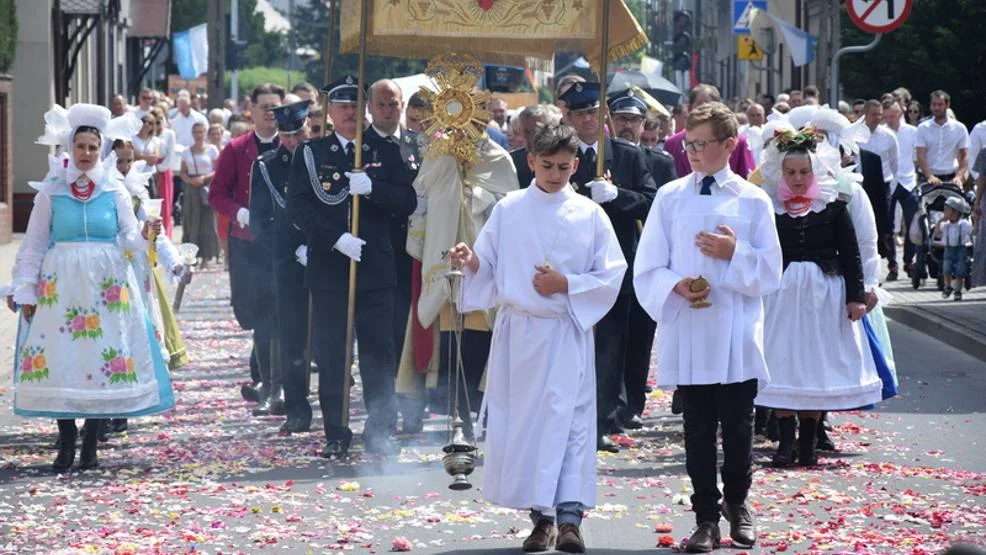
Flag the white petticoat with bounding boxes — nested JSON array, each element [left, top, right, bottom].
[[14, 242, 166, 416], [757, 261, 883, 410]]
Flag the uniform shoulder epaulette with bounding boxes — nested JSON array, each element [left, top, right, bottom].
[[612, 137, 636, 148], [257, 149, 276, 162]]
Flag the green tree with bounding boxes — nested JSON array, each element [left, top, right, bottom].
[[0, 0, 18, 74], [225, 66, 305, 96], [839, 0, 986, 127], [170, 0, 286, 71], [291, 1, 425, 88]]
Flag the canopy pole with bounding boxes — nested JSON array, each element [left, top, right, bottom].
[[340, 0, 369, 429], [596, 0, 611, 179]]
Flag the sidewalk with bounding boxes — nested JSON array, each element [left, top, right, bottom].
[[0, 235, 23, 392], [878, 252, 986, 360]]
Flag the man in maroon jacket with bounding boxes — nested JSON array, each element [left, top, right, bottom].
[[663, 84, 756, 179], [209, 83, 285, 405]]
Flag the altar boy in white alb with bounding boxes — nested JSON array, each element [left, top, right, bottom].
[[633, 102, 782, 553], [450, 123, 626, 554]]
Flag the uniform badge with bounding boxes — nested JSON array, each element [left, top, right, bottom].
[[283, 186, 289, 194], [331, 144, 339, 152], [362, 144, 370, 151], [332, 172, 341, 181], [281, 153, 289, 163], [322, 181, 332, 191]]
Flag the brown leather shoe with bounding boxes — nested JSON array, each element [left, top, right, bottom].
[[684, 521, 721, 553], [556, 523, 585, 553], [522, 520, 556, 553]]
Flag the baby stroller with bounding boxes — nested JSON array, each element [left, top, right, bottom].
[[909, 183, 974, 290]]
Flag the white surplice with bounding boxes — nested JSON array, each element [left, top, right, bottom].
[[460, 184, 627, 511], [633, 169, 783, 388]]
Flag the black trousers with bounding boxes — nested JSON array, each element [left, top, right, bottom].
[[623, 294, 657, 417], [274, 257, 313, 421], [430, 330, 491, 421], [888, 184, 919, 269], [228, 237, 275, 383], [680, 379, 758, 524], [311, 286, 398, 441], [595, 293, 631, 432], [863, 179, 893, 258]]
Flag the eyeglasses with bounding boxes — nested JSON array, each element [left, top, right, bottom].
[[682, 138, 724, 153]]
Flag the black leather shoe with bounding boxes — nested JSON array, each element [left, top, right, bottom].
[[596, 435, 620, 453], [816, 418, 836, 451], [240, 383, 260, 402], [684, 522, 721, 553], [619, 413, 644, 430], [364, 434, 401, 456], [555, 523, 585, 553], [280, 417, 312, 434], [320, 439, 351, 458], [772, 416, 797, 467], [886, 268, 899, 282], [671, 390, 684, 415], [252, 397, 274, 416], [401, 415, 424, 435], [78, 421, 101, 470], [52, 430, 77, 472], [721, 502, 757, 547], [110, 418, 128, 434], [522, 519, 556, 552], [269, 397, 287, 416]]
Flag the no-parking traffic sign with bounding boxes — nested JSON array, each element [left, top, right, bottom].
[[847, 0, 912, 34]]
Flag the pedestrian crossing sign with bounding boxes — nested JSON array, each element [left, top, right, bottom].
[[738, 35, 764, 61]]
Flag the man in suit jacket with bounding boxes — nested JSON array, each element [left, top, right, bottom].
[[664, 84, 756, 178], [606, 89, 678, 430], [365, 79, 424, 434], [249, 99, 312, 432], [558, 82, 658, 453], [287, 76, 417, 457], [210, 83, 285, 406], [509, 104, 560, 189]]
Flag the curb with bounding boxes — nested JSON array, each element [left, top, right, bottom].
[[884, 305, 986, 362]]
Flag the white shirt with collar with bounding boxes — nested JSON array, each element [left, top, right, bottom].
[[916, 117, 969, 175], [171, 109, 209, 148], [890, 122, 918, 191], [372, 125, 402, 142], [859, 124, 899, 184], [633, 163, 783, 388], [968, 121, 986, 179], [692, 166, 737, 196], [335, 134, 355, 153]]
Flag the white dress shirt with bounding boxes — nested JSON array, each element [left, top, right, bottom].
[[968, 121, 986, 179], [890, 123, 918, 191], [859, 124, 899, 184], [170, 109, 210, 148], [916, 117, 969, 175]]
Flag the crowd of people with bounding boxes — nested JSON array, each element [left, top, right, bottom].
[[6, 72, 985, 554]]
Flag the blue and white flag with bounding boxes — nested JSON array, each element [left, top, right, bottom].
[[173, 24, 209, 79], [759, 10, 817, 66]]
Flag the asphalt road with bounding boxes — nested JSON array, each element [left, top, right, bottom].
[[0, 270, 983, 554]]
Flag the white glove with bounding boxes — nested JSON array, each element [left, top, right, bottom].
[[413, 196, 427, 216], [589, 179, 618, 204], [333, 233, 366, 262], [236, 207, 250, 228], [345, 172, 373, 196], [295, 244, 309, 267]]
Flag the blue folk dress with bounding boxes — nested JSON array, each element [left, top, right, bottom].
[[10, 161, 174, 418]]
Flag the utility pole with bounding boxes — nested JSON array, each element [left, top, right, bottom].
[[231, 0, 239, 102], [207, 0, 226, 110]]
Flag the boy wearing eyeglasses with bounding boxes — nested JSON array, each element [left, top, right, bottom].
[[633, 102, 782, 553]]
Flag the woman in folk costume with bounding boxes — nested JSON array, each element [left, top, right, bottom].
[[756, 123, 883, 468], [112, 139, 189, 374], [8, 104, 175, 471]]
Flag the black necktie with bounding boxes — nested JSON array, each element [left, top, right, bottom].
[[700, 175, 716, 195], [583, 147, 596, 174], [345, 142, 356, 167]]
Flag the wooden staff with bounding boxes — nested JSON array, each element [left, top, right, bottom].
[[596, 0, 612, 179], [340, 0, 369, 428]]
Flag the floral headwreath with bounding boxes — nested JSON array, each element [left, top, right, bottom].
[[774, 125, 819, 154]]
